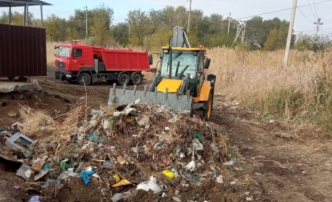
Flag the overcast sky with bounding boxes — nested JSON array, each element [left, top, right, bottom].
[[1, 0, 332, 35]]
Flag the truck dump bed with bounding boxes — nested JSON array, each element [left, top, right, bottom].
[[95, 48, 151, 72]]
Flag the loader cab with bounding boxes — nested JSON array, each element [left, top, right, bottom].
[[160, 49, 198, 79], [158, 46, 208, 97]]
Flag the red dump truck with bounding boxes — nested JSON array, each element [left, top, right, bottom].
[[54, 41, 153, 85]]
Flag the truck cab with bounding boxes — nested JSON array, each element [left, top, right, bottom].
[[55, 43, 94, 83]]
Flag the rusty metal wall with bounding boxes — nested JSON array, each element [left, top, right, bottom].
[[0, 24, 47, 77]]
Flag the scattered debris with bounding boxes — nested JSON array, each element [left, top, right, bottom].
[[111, 179, 131, 187], [111, 191, 131, 202], [216, 175, 224, 184], [5, 132, 34, 158], [223, 160, 235, 166], [13, 185, 19, 190], [16, 164, 31, 180], [0, 102, 228, 201], [275, 132, 297, 139], [79, 170, 96, 185], [7, 111, 17, 117], [230, 180, 238, 185], [136, 176, 163, 194], [27, 196, 41, 202], [172, 196, 182, 202], [162, 169, 175, 179]]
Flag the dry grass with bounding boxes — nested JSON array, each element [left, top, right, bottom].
[[46, 41, 58, 65], [205, 46, 332, 130], [17, 105, 55, 137], [206, 47, 332, 98]]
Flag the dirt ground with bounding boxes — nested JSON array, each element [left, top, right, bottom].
[[1, 68, 332, 202]]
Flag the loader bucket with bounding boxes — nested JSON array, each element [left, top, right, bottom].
[[108, 84, 193, 113]]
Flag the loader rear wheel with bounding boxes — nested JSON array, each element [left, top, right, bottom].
[[132, 73, 142, 85], [204, 94, 213, 121], [78, 73, 91, 86], [118, 73, 130, 86]]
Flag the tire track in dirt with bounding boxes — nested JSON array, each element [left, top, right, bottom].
[[211, 110, 332, 202]]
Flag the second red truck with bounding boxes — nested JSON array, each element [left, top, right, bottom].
[[54, 41, 153, 85]]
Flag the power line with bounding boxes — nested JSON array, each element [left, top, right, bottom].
[[313, 0, 319, 17], [297, 7, 314, 24], [307, 0, 318, 19], [236, 0, 332, 20], [294, 27, 332, 32]]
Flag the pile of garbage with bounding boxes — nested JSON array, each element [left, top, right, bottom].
[[0, 100, 228, 201]]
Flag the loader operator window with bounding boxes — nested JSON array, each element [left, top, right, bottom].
[[57, 46, 71, 58], [160, 51, 197, 79]]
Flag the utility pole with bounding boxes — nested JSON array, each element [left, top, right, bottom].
[[187, 0, 192, 32], [227, 13, 231, 36], [24, 3, 28, 26], [241, 21, 246, 44], [232, 23, 245, 47], [8, 6, 11, 25], [283, 0, 297, 67], [314, 18, 323, 39], [231, 24, 240, 47], [128, 20, 130, 36], [40, 3, 43, 28], [85, 6, 88, 38]]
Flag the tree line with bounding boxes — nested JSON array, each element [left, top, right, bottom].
[[0, 4, 330, 52]]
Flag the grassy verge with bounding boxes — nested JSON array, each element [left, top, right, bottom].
[[247, 74, 332, 131]]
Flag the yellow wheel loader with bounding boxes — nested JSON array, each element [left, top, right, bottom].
[[108, 26, 216, 120]]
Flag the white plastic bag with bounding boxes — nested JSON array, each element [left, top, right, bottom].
[[28, 196, 41, 202], [103, 118, 110, 129], [185, 161, 196, 171], [136, 176, 163, 194]]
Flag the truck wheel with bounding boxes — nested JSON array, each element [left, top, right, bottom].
[[132, 73, 142, 85], [78, 73, 91, 86], [118, 73, 130, 86]]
